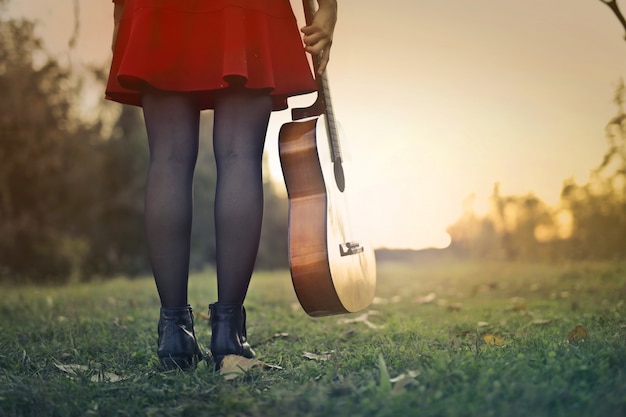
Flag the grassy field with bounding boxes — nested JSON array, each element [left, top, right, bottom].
[[0, 258, 625, 417]]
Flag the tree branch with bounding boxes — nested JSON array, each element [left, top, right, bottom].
[[600, 0, 626, 41]]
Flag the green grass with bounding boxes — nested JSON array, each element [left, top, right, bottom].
[[1, 259, 625, 417]]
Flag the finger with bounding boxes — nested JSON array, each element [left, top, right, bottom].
[[304, 41, 322, 52], [305, 37, 331, 56], [300, 24, 318, 35], [301, 25, 332, 45], [303, 33, 330, 50], [302, 30, 327, 46]]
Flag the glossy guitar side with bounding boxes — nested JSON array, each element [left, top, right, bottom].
[[279, 116, 376, 316]]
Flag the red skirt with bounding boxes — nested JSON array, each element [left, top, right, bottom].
[[105, 0, 317, 110]]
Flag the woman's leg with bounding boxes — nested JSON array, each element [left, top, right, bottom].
[[212, 88, 272, 305], [142, 90, 200, 308]]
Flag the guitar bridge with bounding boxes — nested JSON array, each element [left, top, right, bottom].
[[339, 242, 364, 257]]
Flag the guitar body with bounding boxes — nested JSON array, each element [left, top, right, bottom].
[[279, 116, 376, 316]]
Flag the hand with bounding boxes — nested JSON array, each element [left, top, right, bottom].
[[301, 1, 337, 74]]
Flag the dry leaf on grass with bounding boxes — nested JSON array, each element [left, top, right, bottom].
[[448, 303, 463, 312], [337, 311, 384, 329], [219, 355, 282, 380], [379, 354, 420, 396], [372, 296, 402, 305], [567, 324, 589, 344], [302, 351, 333, 361], [54, 363, 126, 383], [390, 370, 421, 384], [391, 370, 420, 387], [531, 318, 558, 326], [505, 297, 527, 311], [113, 316, 134, 328], [477, 321, 490, 328], [415, 292, 436, 304], [390, 370, 421, 394], [483, 334, 506, 346]]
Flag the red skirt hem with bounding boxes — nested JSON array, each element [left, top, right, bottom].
[[105, 0, 317, 110]]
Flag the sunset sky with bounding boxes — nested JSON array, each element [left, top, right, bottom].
[[5, 0, 626, 250]]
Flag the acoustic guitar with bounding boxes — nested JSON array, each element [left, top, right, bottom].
[[278, 0, 376, 317]]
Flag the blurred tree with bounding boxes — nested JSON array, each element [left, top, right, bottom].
[[0, 14, 98, 281], [595, 80, 626, 191], [489, 184, 557, 260], [87, 105, 150, 276], [445, 1, 626, 263], [257, 179, 289, 269], [449, 82, 626, 262], [446, 193, 501, 259], [559, 80, 626, 259], [447, 186, 557, 261]]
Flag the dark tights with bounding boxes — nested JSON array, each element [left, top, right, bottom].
[[142, 88, 272, 308]]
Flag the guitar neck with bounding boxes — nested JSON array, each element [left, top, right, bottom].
[[302, 0, 342, 163], [319, 72, 342, 163]]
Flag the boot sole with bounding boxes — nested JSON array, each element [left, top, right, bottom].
[[159, 355, 199, 371]]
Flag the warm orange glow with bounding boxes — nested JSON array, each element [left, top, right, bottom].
[[555, 210, 574, 240]]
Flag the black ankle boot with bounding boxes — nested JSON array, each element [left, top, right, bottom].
[[157, 305, 203, 371], [209, 303, 255, 369]]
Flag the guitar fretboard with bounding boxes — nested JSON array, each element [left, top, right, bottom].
[[304, 0, 342, 164]]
